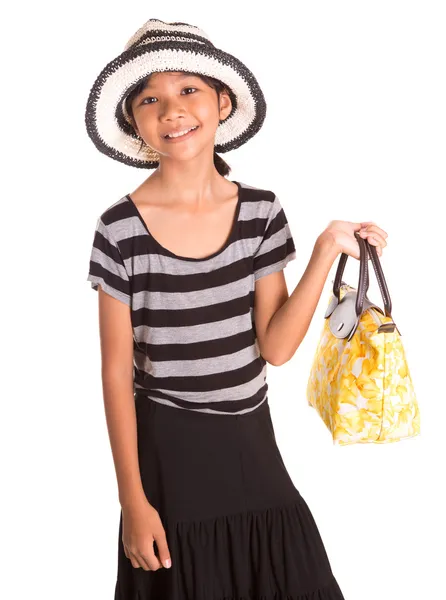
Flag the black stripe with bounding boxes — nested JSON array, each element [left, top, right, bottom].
[[93, 228, 126, 266], [88, 261, 130, 297], [134, 355, 266, 393], [131, 255, 252, 294], [133, 327, 254, 362], [253, 238, 296, 274]]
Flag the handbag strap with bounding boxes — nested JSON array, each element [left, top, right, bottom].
[[332, 231, 393, 318], [333, 232, 369, 317], [364, 237, 393, 317]]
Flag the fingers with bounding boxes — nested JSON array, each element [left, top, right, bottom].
[[357, 223, 387, 257], [127, 550, 142, 569], [139, 547, 164, 571], [133, 548, 163, 571], [359, 230, 387, 248], [123, 543, 140, 568], [360, 222, 388, 239], [126, 537, 171, 572], [124, 542, 163, 571], [121, 505, 171, 573], [154, 530, 172, 569], [360, 233, 384, 256]]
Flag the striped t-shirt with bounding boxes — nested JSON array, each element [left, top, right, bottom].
[[87, 180, 296, 415]]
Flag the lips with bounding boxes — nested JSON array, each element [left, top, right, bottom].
[[163, 125, 199, 139]]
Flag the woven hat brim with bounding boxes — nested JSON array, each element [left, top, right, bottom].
[[85, 41, 267, 169]]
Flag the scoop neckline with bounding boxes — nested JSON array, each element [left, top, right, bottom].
[[125, 180, 243, 262]]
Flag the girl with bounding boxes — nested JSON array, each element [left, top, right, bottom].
[[86, 19, 387, 600]]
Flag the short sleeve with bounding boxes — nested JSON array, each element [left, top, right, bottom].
[[253, 194, 297, 281], [86, 217, 131, 306]]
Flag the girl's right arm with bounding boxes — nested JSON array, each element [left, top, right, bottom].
[[98, 285, 145, 509], [97, 287, 172, 571]]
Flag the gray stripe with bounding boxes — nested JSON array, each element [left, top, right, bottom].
[[108, 214, 148, 245], [89, 242, 129, 283], [140, 396, 268, 415], [238, 197, 273, 221], [254, 251, 297, 281], [134, 311, 253, 345], [253, 225, 294, 262]]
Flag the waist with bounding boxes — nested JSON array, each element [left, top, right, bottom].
[[134, 391, 269, 418]]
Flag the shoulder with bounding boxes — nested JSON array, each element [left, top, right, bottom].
[[94, 194, 141, 248], [98, 195, 132, 226], [239, 181, 276, 203], [238, 181, 281, 222]]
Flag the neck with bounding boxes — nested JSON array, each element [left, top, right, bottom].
[[146, 151, 229, 203]]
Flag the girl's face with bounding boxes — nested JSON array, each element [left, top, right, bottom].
[[130, 71, 232, 163]]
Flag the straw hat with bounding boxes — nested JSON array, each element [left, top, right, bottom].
[[84, 18, 267, 168]]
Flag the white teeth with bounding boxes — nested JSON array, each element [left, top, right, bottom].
[[166, 126, 197, 139]]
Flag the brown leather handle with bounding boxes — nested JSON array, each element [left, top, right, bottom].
[[333, 232, 369, 317], [364, 238, 392, 317], [332, 232, 393, 318]]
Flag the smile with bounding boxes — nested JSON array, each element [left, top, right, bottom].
[[163, 126, 199, 141]]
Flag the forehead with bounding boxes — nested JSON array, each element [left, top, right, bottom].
[[144, 71, 202, 87]]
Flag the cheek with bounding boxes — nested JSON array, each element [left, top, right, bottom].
[[136, 116, 159, 138], [193, 98, 220, 124]]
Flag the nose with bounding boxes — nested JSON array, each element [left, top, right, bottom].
[[159, 96, 186, 121]]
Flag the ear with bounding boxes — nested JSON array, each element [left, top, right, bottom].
[[218, 90, 232, 122], [128, 115, 140, 137]]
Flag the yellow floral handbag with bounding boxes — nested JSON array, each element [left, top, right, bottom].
[[307, 232, 420, 446]]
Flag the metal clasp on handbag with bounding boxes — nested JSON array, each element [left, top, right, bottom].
[[324, 232, 401, 341]]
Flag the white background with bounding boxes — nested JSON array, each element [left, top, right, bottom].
[[2, 2, 445, 599]]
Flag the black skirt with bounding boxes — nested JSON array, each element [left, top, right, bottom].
[[114, 395, 345, 600]]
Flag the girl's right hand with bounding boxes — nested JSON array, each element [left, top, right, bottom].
[[122, 500, 172, 571]]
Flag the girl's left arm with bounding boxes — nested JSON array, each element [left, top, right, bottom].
[[254, 233, 339, 366], [254, 221, 388, 366]]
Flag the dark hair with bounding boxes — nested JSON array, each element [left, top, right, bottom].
[[124, 72, 231, 176]]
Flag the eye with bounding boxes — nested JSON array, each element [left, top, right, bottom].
[[140, 87, 197, 105], [141, 96, 157, 105]]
